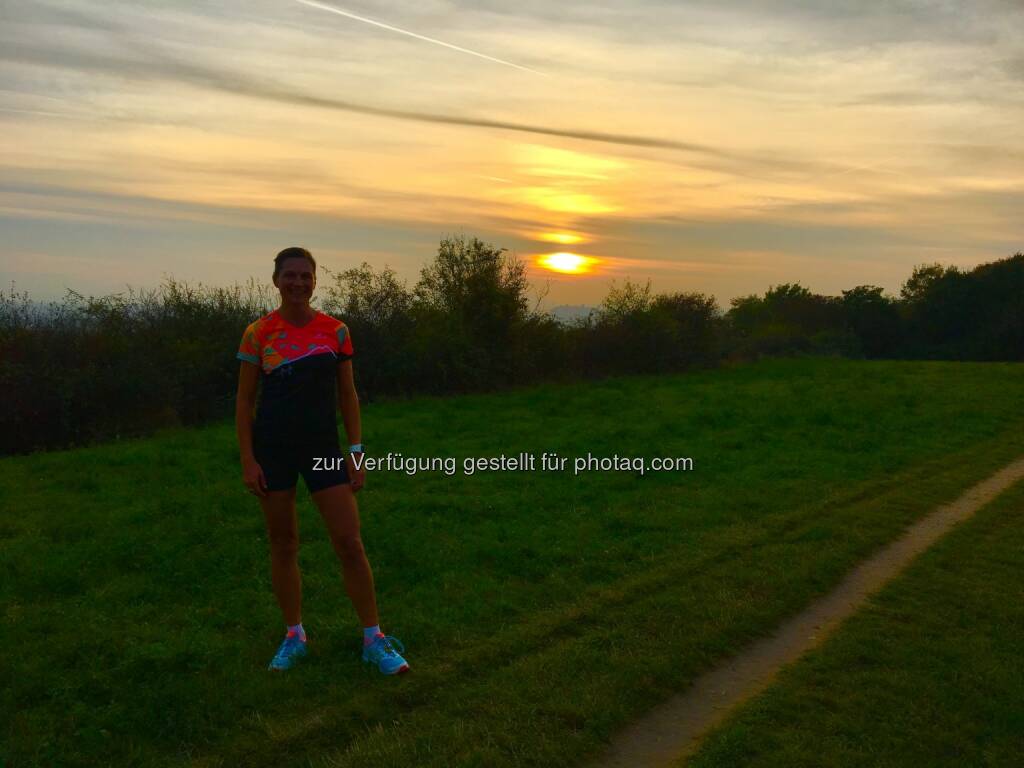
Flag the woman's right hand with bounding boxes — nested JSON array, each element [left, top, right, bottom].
[[242, 458, 268, 497]]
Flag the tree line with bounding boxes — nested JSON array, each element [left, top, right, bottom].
[[1, 236, 1020, 454]]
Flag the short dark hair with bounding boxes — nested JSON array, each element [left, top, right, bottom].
[[273, 247, 316, 280]]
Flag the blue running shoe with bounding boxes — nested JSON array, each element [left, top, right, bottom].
[[362, 633, 410, 675], [268, 630, 308, 671]]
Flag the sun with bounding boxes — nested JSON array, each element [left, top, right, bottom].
[[536, 252, 597, 275]]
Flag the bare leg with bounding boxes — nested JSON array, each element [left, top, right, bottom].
[[260, 488, 302, 626], [310, 483, 379, 627]]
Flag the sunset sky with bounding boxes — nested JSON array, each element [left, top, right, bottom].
[[2, 0, 1022, 307]]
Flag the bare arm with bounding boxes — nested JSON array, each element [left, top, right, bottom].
[[336, 359, 362, 446], [236, 361, 267, 496], [337, 359, 365, 491]]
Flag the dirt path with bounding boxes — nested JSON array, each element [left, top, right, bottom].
[[593, 456, 1024, 768]]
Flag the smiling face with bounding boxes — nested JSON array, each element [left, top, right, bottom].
[[273, 256, 316, 307]]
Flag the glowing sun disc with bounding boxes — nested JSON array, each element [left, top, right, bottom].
[[537, 252, 595, 275]]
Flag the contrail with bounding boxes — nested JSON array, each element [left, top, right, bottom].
[[294, 0, 547, 76]]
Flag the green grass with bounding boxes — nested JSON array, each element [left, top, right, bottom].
[[2, 358, 1024, 767], [687, 470, 1024, 767]]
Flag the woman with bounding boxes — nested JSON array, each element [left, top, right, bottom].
[[235, 246, 409, 674]]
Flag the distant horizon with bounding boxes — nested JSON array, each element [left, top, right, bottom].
[[5, 245, 1019, 313]]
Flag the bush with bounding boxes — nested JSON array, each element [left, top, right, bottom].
[[413, 234, 532, 391], [0, 279, 273, 454], [585, 281, 722, 374], [320, 263, 416, 399]]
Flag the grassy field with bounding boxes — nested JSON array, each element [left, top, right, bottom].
[[3, 358, 1024, 767], [687, 474, 1024, 767]]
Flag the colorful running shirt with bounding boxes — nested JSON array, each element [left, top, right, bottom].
[[237, 310, 354, 442]]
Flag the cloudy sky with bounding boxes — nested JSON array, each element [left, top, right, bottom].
[[2, 0, 1022, 306]]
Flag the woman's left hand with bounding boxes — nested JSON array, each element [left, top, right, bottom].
[[347, 452, 366, 493]]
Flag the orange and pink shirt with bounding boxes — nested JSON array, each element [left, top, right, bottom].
[[238, 310, 354, 442]]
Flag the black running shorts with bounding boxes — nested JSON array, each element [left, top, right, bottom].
[[253, 435, 350, 493]]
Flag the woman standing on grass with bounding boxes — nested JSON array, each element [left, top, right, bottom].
[[235, 246, 409, 674]]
